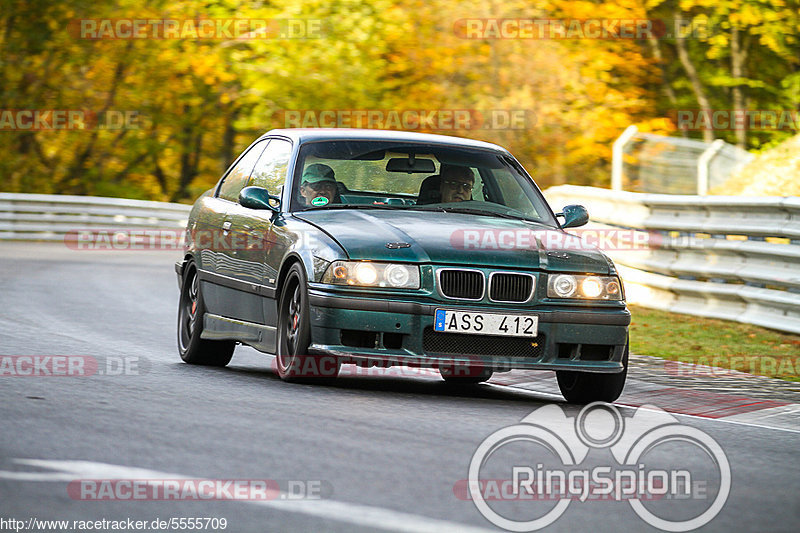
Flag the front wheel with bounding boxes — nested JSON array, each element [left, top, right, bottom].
[[275, 263, 340, 382], [556, 341, 628, 403], [177, 261, 235, 366]]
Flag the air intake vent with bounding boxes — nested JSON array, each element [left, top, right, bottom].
[[423, 328, 545, 358], [438, 269, 484, 300], [489, 273, 534, 302]]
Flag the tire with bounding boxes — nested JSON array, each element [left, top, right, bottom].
[[556, 340, 628, 403], [275, 263, 340, 381], [177, 261, 235, 366], [439, 364, 493, 384]]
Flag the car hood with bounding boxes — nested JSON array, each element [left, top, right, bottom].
[[294, 209, 610, 273]]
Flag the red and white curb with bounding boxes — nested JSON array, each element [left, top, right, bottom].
[[490, 365, 800, 432], [329, 356, 800, 432]]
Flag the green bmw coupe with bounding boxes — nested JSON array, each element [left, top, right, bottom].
[[176, 129, 630, 403]]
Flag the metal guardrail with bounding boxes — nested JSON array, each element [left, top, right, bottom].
[[0, 193, 191, 241], [545, 185, 800, 335], [2, 191, 798, 334]]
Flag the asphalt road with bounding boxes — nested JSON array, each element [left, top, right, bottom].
[[0, 242, 797, 532]]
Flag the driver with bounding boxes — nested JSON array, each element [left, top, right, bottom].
[[439, 164, 474, 203], [299, 164, 338, 206]]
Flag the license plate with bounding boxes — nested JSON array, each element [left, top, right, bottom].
[[433, 309, 538, 337]]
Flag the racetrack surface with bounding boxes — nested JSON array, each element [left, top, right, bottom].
[[1, 242, 798, 532]]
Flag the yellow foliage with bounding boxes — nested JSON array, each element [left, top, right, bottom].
[[2, 0, 792, 199], [713, 134, 800, 196]]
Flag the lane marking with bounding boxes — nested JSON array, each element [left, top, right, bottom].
[[0, 459, 496, 533]]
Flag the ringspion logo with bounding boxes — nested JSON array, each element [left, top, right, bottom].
[[464, 403, 730, 531]]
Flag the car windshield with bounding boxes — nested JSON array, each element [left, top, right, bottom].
[[290, 140, 558, 226]]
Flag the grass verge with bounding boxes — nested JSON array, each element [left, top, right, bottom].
[[628, 305, 800, 382]]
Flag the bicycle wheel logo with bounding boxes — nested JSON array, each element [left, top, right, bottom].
[[467, 403, 730, 531]]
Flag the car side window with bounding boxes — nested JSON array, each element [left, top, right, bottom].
[[249, 139, 292, 193], [218, 140, 267, 202]]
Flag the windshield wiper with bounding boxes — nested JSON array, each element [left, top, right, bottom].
[[415, 206, 537, 222], [305, 203, 408, 211]]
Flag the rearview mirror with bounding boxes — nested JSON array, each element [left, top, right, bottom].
[[386, 156, 435, 174], [239, 186, 280, 212], [557, 204, 589, 228]]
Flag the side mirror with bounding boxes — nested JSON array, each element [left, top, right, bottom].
[[239, 186, 280, 212], [557, 204, 589, 228]]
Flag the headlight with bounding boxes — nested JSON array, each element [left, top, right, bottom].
[[547, 274, 622, 300], [322, 261, 421, 289]]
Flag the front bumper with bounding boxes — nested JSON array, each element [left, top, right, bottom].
[[175, 261, 185, 289], [307, 286, 629, 373]]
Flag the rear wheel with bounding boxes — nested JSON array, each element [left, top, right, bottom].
[[275, 263, 340, 381], [556, 340, 628, 403], [177, 261, 235, 366], [439, 364, 493, 384]]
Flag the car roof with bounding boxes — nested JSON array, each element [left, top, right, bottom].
[[260, 128, 509, 153]]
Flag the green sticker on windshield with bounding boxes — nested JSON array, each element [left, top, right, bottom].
[[311, 196, 329, 206]]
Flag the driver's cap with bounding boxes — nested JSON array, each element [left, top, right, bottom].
[[302, 164, 336, 184]]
